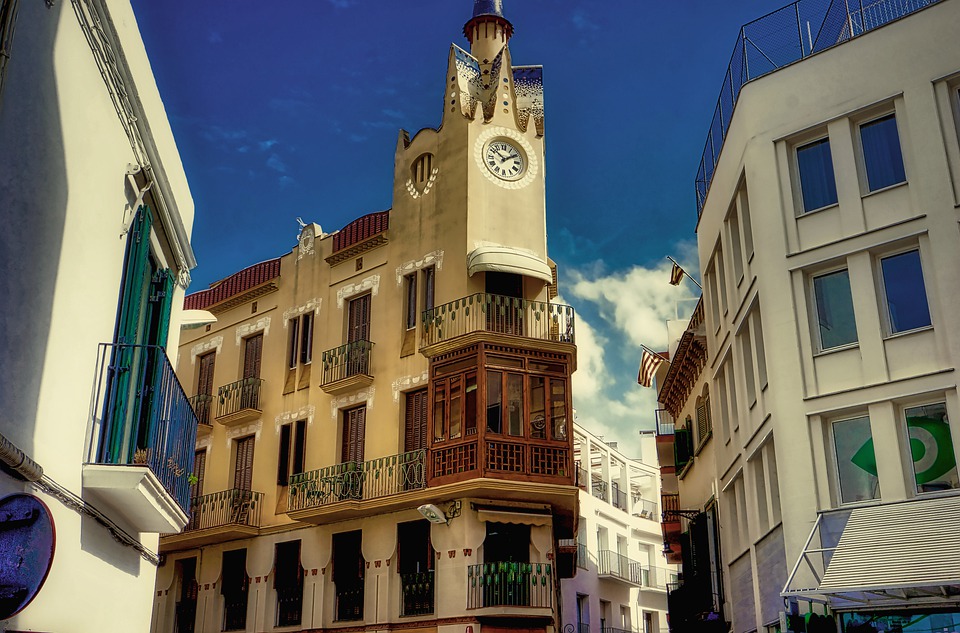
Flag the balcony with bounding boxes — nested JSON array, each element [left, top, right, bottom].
[[160, 489, 263, 552], [611, 482, 627, 510], [642, 565, 679, 590], [432, 438, 571, 485], [175, 600, 197, 633], [320, 340, 374, 395], [466, 562, 553, 610], [187, 393, 213, 438], [287, 450, 425, 522], [400, 571, 434, 616], [83, 343, 196, 533], [420, 293, 576, 358], [634, 497, 659, 521], [215, 378, 263, 427], [597, 550, 643, 586], [590, 477, 608, 503]]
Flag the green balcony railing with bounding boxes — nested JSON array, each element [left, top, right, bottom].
[[321, 340, 374, 385], [187, 393, 213, 426], [288, 450, 426, 511], [466, 561, 552, 609], [216, 377, 263, 418], [400, 571, 435, 616], [184, 488, 263, 532], [421, 293, 575, 347]]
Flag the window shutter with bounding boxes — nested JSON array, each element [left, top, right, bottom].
[[404, 389, 427, 452], [696, 402, 709, 443], [287, 318, 299, 370], [277, 424, 291, 486], [423, 267, 435, 312], [293, 420, 306, 475], [198, 352, 216, 396], [234, 436, 255, 491], [300, 314, 313, 364], [342, 407, 365, 463], [348, 295, 371, 343], [114, 206, 153, 346], [191, 449, 206, 500], [243, 334, 263, 379]]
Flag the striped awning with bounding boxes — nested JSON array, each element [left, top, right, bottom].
[[783, 496, 960, 607]]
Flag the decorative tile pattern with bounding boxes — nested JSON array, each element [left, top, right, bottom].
[[454, 45, 484, 120], [480, 48, 505, 121], [336, 275, 380, 309], [275, 405, 316, 435], [190, 336, 223, 364], [235, 317, 271, 346], [513, 66, 544, 136], [283, 298, 322, 324], [395, 251, 444, 286], [392, 371, 429, 403], [330, 387, 375, 420]]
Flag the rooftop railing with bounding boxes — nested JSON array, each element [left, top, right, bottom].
[[421, 293, 575, 347], [88, 343, 197, 512], [694, 0, 941, 216], [288, 450, 426, 511]]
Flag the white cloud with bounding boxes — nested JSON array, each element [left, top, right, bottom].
[[266, 154, 287, 173]]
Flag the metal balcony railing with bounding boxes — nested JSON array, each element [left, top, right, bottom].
[[320, 340, 374, 385], [216, 377, 263, 418], [335, 584, 363, 621], [635, 498, 658, 520], [661, 493, 681, 519], [591, 477, 608, 503], [575, 462, 589, 490], [222, 591, 248, 631], [466, 562, 553, 609], [88, 343, 198, 512], [288, 450, 426, 511], [597, 550, 643, 584], [187, 393, 213, 426], [174, 600, 197, 633], [611, 482, 627, 510], [656, 408, 675, 436], [694, 0, 941, 216], [400, 571, 435, 616], [643, 565, 680, 589], [421, 293, 575, 347], [184, 489, 263, 531], [275, 583, 303, 627]]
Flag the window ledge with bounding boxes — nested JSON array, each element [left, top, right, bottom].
[[882, 324, 933, 341], [694, 431, 713, 456], [862, 180, 908, 199], [813, 342, 860, 358], [796, 201, 840, 218]]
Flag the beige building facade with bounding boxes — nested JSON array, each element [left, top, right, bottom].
[[0, 0, 197, 630], [658, 2, 960, 633], [152, 3, 579, 632]]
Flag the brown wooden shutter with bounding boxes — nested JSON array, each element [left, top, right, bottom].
[[404, 389, 428, 452], [293, 420, 307, 474], [198, 352, 216, 395], [287, 318, 299, 369], [277, 424, 292, 486], [191, 449, 206, 499], [348, 295, 371, 343], [243, 333, 263, 379], [234, 436, 255, 490], [342, 407, 366, 463]]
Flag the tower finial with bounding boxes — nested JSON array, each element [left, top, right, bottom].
[[463, 0, 513, 59], [471, 0, 504, 19]]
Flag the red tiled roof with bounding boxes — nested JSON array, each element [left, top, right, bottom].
[[185, 258, 282, 310], [332, 211, 389, 253]]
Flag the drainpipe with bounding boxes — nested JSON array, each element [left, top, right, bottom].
[[0, 432, 42, 482]]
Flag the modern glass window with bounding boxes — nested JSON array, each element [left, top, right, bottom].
[[797, 137, 838, 212], [860, 114, 906, 191], [813, 269, 857, 350], [832, 416, 880, 504], [880, 249, 931, 334], [904, 402, 959, 493]]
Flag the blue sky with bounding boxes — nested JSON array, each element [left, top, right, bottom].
[[131, 0, 790, 457]]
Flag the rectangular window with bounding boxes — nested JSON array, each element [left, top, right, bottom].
[[796, 137, 838, 212], [277, 420, 307, 486], [342, 407, 365, 464], [551, 379, 568, 440], [333, 530, 364, 622], [880, 249, 931, 334], [398, 520, 434, 616], [299, 313, 313, 364], [486, 370, 502, 433], [405, 273, 418, 330], [287, 317, 300, 370], [860, 114, 906, 191], [904, 402, 959, 493], [530, 376, 546, 440], [293, 419, 306, 475], [404, 388, 428, 452], [274, 540, 303, 627], [739, 322, 757, 405], [233, 436, 255, 491], [243, 333, 263, 380], [449, 377, 462, 439], [506, 372, 523, 436], [433, 382, 446, 442], [423, 267, 435, 313], [813, 269, 857, 350], [347, 294, 371, 343], [739, 182, 754, 260], [278, 424, 291, 486], [753, 310, 768, 389], [728, 207, 744, 281], [465, 374, 478, 436], [221, 549, 249, 631], [832, 416, 879, 504], [716, 247, 728, 315]]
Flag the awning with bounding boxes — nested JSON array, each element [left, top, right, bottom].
[[467, 246, 553, 284], [474, 503, 552, 527], [783, 496, 960, 608]]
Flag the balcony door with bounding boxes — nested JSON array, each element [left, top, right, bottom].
[[484, 522, 529, 563], [342, 407, 366, 464], [485, 272, 523, 335], [196, 352, 215, 424], [234, 436, 255, 491], [404, 389, 428, 452], [241, 334, 262, 410], [347, 295, 371, 375]]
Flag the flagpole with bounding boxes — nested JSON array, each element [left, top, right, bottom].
[[666, 256, 702, 290]]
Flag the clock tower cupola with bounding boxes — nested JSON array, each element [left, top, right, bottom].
[[463, 0, 513, 64]]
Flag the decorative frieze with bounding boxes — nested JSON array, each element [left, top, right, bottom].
[[235, 317, 271, 346], [190, 336, 223, 364], [336, 275, 380, 309], [395, 251, 444, 286], [392, 372, 429, 403]]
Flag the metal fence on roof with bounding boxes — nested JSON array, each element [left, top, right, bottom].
[[694, 0, 942, 217]]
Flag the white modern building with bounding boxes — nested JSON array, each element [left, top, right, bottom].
[[663, 2, 960, 633], [561, 424, 676, 633], [0, 0, 197, 629]]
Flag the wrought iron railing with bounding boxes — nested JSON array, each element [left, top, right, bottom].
[[216, 377, 263, 418], [635, 498, 659, 520], [400, 571, 435, 616], [597, 550, 643, 584], [88, 343, 198, 513], [661, 493, 681, 519], [320, 340, 374, 385], [188, 393, 213, 426], [174, 600, 196, 633], [694, 0, 941, 216], [611, 482, 627, 510], [335, 585, 363, 621], [602, 628, 633, 633], [422, 293, 575, 347], [275, 584, 303, 627], [184, 489, 263, 531], [288, 450, 426, 511], [222, 592, 248, 631], [466, 562, 552, 609]]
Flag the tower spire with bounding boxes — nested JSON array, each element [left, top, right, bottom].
[[463, 0, 513, 62]]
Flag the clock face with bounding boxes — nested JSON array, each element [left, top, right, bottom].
[[484, 139, 525, 180]]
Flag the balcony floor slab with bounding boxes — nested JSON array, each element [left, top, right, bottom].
[[82, 464, 188, 534]]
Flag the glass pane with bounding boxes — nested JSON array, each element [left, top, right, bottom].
[[529, 376, 546, 439], [833, 416, 879, 503], [814, 269, 857, 349], [433, 384, 445, 442], [486, 371, 502, 433], [860, 114, 906, 191], [881, 250, 930, 333], [465, 374, 477, 435], [551, 380, 567, 440], [449, 378, 461, 439], [904, 402, 959, 493], [797, 138, 838, 212], [506, 373, 523, 436]]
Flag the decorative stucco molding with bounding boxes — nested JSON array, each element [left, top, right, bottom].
[[225, 420, 262, 450], [336, 275, 380, 309], [196, 435, 212, 451], [330, 387, 375, 420], [392, 372, 429, 403], [235, 317, 271, 346], [405, 167, 439, 199], [190, 336, 224, 364], [283, 299, 322, 324], [275, 405, 316, 434], [395, 251, 444, 286]]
